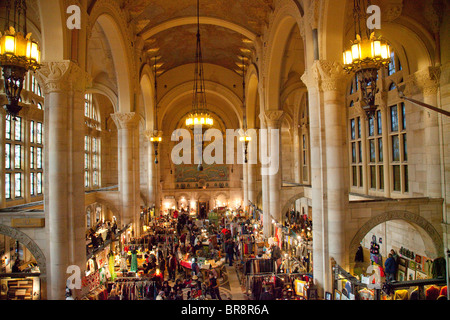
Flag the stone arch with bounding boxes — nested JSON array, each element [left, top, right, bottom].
[[245, 64, 260, 129], [140, 17, 257, 43], [140, 64, 156, 131], [88, 1, 135, 113], [0, 225, 46, 276], [266, 15, 299, 110], [158, 78, 243, 130], [281, 192, 305, 217], [38, 0, 67, 61], [349, 210, 443, 263], [264, 0, 308, 111], [86, 83, 119, 112]]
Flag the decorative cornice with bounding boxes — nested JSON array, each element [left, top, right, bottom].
[[111, 112, 139, 129]]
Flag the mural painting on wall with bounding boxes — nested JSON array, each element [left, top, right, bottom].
[[175, 164, 228, 183]]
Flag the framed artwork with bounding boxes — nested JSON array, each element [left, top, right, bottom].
[[415, 255, 422, 264], [409, 260, 416, 270], [334, 290, 342, 301], [407, 268, 416, 281], [399, 257, 407, 267], [397, 270, 405, 282], [325, 291, 332, 300], [398, 264, 406, 273], [416, 271, 427, 280]]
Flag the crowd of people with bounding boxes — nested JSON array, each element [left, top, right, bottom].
[[114, 209, 253, 300]]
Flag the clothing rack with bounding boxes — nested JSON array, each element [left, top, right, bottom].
[[112, 278, 159, 300], [245, 271, 310, 295], [246, 271, 310, 300]]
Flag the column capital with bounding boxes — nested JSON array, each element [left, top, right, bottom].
[[302, 60, 350, 93], [111, 112, 140, 130], [263, 110, 284, 128], [37, 60, 89, 94]]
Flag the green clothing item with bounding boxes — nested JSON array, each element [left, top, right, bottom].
[[130, 253, 138, 273]]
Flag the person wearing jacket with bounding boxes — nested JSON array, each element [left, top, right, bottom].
[[384, 253, 397, 282], [168, 253, 177, 281], [226, 240, 235, 266]]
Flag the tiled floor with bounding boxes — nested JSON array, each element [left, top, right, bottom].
[[224, 265, 246, 300]]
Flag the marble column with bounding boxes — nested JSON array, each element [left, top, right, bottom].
[[144, 130, 156, 208], [38, 61, 87, 300], [264, 110, 284, 227], [247, 130, 257, 206], [111, 113, 140, 236], [301, 69, 326, 295], [260, 116, 271, 237], [414, 67, 442, 198], [302, 60, 350, 296]]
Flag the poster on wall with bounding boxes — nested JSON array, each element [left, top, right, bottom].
[[406, 268, 416, 281], [397, 270, 405, 282]]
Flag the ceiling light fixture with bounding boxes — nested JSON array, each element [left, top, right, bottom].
[[237, 55, 251, 164], [342, 0, 391, 119], [0, 0, 41, 120], [185, 0, 213, 171], [150, 54, 163, 164], [185, 0, 214, 133]]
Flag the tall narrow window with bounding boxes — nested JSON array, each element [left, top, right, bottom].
[[3, 75, 44, 202], [350, 117, 363, 188], [84, 94, 102, 190], [390, 103, 408, 193]]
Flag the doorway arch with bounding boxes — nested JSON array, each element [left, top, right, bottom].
[[349, 210, 443, 263], [0, 225, 46, 276]]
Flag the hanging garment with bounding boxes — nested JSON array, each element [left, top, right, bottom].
[[355, 245, 364, 262], [431, 257, 446, 279], [130, 252, 138, 273], [109, 254, 116, 281], [394, 290, 409, 300], [409, 288, 420, 300], [426, 286, 440, 300]]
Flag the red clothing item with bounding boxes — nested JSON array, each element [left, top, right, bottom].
[[426, 286, 440, 300], [440, 286, 447, 297]]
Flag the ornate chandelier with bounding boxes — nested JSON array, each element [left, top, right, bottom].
[[150, 55, 163, 164], [0, 0, 41, 120], [237, 55, 251, 164], [343, 0, 391, 119], [185, 0, 213, 131]]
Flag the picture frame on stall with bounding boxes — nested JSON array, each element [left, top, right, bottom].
[[334, 290, 342, 301], [325, 291, 332, 300]]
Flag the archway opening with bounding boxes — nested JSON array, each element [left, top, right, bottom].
[[351, 219, 441, 282]]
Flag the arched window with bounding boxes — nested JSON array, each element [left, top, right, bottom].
[[3, 85, 44, 203], [346, 47, 408, 196]]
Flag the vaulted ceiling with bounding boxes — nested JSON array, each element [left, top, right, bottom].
[[124, 0, 275, 73]]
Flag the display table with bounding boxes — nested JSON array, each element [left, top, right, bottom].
[[180, 258, 225, 278]]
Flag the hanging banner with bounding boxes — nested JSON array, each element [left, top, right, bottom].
[[82, 271, 100, 291]]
